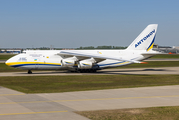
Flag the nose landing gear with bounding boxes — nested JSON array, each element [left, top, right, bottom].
[[28, 70, 32, 74]]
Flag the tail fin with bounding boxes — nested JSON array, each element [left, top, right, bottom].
[[127, 24, 158, 51]]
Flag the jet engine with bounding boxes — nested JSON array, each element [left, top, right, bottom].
[[78, 61, 93, 69], [61, 59, 75, 67]]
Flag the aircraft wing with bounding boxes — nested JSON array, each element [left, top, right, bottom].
[[58, 50, 142, 63]]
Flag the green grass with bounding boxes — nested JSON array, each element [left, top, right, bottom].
[[150, 54, 179, 59], [118, 61, 179, 69], [76, 106, 179, 120], [0, 75, 179, 93], [0, 54, 15, 60], [0, 63, 25, 72]]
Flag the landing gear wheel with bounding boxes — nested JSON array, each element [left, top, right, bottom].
[[92, 69, 97, 73], [78, 69, 97, 73], [28, 70, 32, 74]]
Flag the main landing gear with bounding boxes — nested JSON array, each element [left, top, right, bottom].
[[78, 69, 97, 73], [28, 70, 32, 74], [69, 69, 97, 73]]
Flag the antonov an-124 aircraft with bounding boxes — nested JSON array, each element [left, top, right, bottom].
[[6, 24, 161, 74]]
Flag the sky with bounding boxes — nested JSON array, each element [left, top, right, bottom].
[[0, 0, 179, 48]]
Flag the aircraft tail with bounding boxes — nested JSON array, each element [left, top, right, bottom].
[[127, 24, 158, 51]]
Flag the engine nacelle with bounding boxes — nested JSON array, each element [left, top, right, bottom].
[[78, 61, 93, 69], [61, 59, 75, 67]]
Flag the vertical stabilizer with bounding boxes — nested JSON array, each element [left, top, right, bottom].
[[127, 24, 158, 51]]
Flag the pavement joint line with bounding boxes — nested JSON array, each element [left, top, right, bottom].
[[1, 95, 179, 105], [53, 95, 179, 102], [0, 94, 25, 96], [0, 110, 68, 116]]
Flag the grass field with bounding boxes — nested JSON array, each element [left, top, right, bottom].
[[0, 63, 25, 72], [76, 106, 179, 120], [118, 61, 179, 68], [0, 54, 15, 60], [150, 54, 179, 59], [0, 75, 179, 93]]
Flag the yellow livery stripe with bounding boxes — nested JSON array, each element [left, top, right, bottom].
[[147, 43, 154, 51], [6, 62, 61, 66]]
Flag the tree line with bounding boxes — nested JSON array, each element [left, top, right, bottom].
[[76, 46, 127, 50]]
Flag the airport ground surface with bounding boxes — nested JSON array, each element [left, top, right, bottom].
[[0, 67, 179, 76], [1, 85, 179, 120], [1, 55, 179, 120], [0, 60, 6, 63]]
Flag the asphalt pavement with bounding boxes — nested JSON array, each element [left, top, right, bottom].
[[1, 85, 179, 120]]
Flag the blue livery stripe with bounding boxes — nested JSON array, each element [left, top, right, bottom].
[[147, 34, 156, 51], [11, 64, 61, 68]]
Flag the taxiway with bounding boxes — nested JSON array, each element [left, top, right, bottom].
[[1, 85, 179, 120], [0, 66, 179, 119]]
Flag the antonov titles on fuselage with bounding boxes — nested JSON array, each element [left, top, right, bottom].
[[6, 24, 161, 74]]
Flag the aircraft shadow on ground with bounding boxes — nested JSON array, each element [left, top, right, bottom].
[[97, 68, 168, 75], [17, 68, 171, 75], [19, 71, 66, 75]]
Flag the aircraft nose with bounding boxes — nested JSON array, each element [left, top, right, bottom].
[[5, 54, 22, 68], [5, 57, 16, 66], [5, 59, 11, 66]]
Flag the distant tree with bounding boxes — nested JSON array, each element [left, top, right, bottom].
[[76, 46, 95, 50], [76, 45, 127, 50], [96, 46, 112, 49], [112, 46, 127, 49], [39, 47, 50, 50]]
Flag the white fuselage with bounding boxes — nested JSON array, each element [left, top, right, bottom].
[[5, 49, 151, 70]]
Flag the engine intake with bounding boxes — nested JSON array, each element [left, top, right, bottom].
[[61, 59, 75, 67], [78, 61, 93, 69]]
